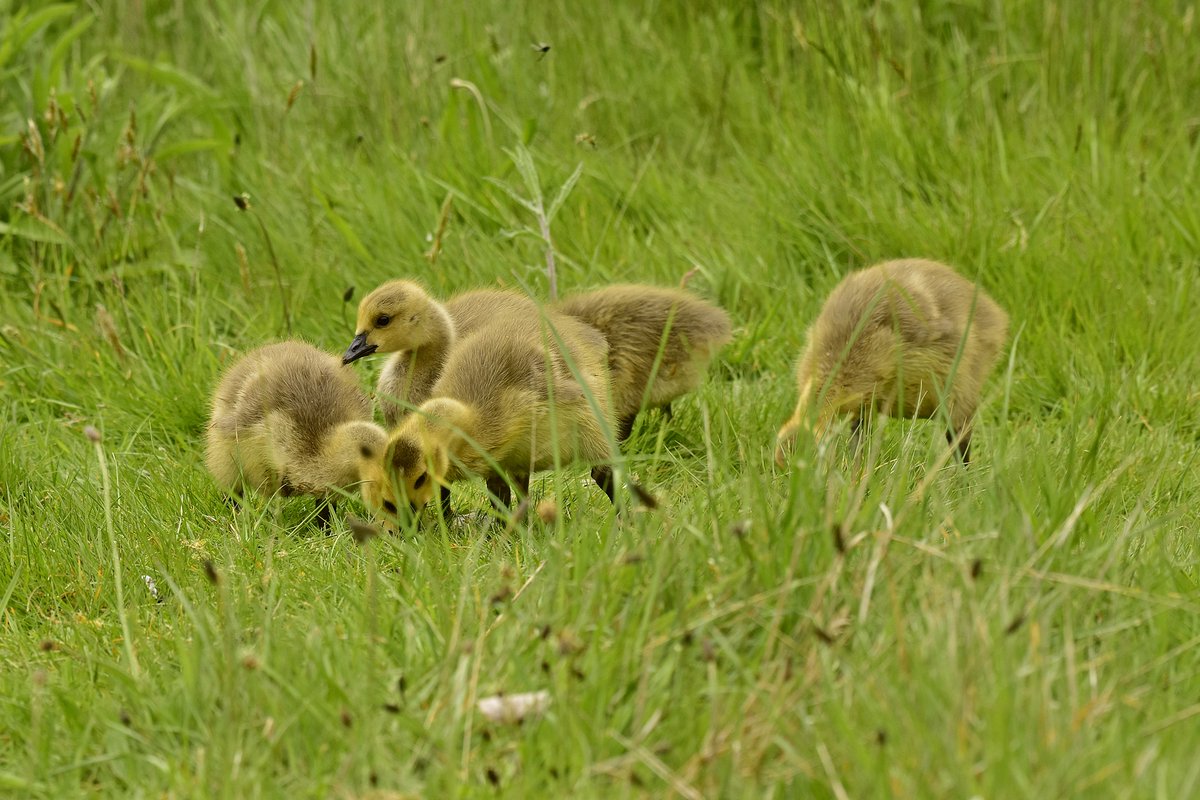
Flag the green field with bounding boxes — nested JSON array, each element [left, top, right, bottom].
[[3, 1, 1200, 796]]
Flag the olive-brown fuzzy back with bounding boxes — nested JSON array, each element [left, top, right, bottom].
[[776, 259, 1008, 464], [445, 289, 541, 338], [206, 341, 374, 497], [555, 284, 732, 418], [428, 309, 615, 476]]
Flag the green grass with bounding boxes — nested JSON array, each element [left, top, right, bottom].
[[3, 0, 1200, 795]]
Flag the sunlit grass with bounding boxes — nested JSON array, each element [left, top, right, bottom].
[[2, 0, 1199, 796]]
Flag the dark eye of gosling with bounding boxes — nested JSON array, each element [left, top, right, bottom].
[[382, 500, 397, 514], [413, 473, 427, 490], [375, 314, 391, 328]]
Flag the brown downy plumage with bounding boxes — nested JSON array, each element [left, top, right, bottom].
[[774, 259, 1008, 466], [359, 309, 617, 522], [343, 281, 537, 426], [206, 341, 387, 525], [553, 284, 732, 440]]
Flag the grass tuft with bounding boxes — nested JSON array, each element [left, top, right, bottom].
[[2, 0, 1200, 796]]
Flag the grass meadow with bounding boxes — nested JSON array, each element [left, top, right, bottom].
[[3, 0, 1200, 796]]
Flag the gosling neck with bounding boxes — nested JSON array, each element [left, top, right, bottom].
[[405, 301, 455, 390], [413, 299, 455, 357]]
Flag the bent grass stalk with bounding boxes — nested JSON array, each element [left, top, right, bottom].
[[234, 194, 292, 336], [86, 426, 140, 679]]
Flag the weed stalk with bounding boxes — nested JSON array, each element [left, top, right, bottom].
[[87, 426, 140, 679], [235, 195, 292, 335]]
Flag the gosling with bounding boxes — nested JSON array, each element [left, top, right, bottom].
[[206, 341, 387, 526], [554, 284, 732, 441], [359, 310, 617, 521], [343, 281, 538, 426], [774, 258, 1008, 466]]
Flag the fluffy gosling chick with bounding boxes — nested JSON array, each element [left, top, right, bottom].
[[206, 341, 387, 525], [554, 284, 732, 441], [360, 310, 616, 521], [343, 281, 538, 426], [774, 259, 1008, 466]]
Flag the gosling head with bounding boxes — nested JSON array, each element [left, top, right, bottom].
[[775, 375, 835, 468], [343, 280, 444, 364], [360, 429, 444, 527], [775, 396, 850, 468], [324, 420, 388, 488]]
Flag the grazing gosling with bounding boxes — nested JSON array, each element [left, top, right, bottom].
[[343, 281, 537, 426], [554, 284, 732, 441], [206, 341, 387, 525], [360, 310, 617, 521], [774, 259, 1008, 466]]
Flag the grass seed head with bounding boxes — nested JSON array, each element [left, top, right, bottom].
[[831, 522, 846, 554], [630, 482, 658, 510], [347, 515, 380, 545], [95, 304, 125, 361], [285, 80, 304, 111], [509, 498, 530, 526], [536, 498, 558, 524]]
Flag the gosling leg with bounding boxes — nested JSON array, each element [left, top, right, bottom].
[[438, 485, 452, 517], [486, 474, 531, 511], [947, 428, 972, 465], [486, 475, 513, 511], [591, 466, 615, 504], [315, 497, 334, 530], [617, 414, 637, 443], [848, 416, 865, 455]]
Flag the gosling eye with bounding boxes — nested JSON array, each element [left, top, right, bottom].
[[382, 500, 397, 514], [413, 473, 427, 490], [375, 314, 391, 328]]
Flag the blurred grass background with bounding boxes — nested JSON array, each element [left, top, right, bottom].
[[2, 0, 1199, 795]]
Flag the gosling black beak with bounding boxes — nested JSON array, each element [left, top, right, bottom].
[[342, 333, 377, 365]]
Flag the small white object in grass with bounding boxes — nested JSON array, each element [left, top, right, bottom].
[[141, 574, 159, 601], [476, 690, 550, 724]]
